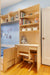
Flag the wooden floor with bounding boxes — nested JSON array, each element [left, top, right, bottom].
[[0, 62, 50, 75]]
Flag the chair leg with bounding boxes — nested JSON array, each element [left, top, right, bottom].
[[17, 61, 24, 68], [28, 63, 34, 72]]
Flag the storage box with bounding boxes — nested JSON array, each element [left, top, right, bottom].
[[27, 28, 31, 31], [33, 27, 38, 31], [22, 28, 26, 31]]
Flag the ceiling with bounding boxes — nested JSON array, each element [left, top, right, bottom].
[[1, 0, 23, 9]]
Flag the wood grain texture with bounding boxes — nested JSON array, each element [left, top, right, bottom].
[[0, 62, 50, 75], [0, 47, 17, 72], [19, 4, 41, 72]]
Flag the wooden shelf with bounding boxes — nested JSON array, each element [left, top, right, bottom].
[[1, 19, 19, 25], [29, 47, 37, 51], [20, 13, 39, 19], [20, 23, 39, 27], [9, 11, 18, 17], [20, 30, 39, 33], [17, 44, 39, 47], [1, 15, 8, 19], [1, 11, 19, 25], [1, 14, 8, 24], [19, 53, 29, 56], [23, 58, 34, 63]]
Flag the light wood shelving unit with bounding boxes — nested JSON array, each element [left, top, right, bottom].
[[1, 11, 19, 25], [20, 23, 39, 27], [16, 4, 41, 71], [1, 14, 8, 24], [1, 4, 41, 72], [8, 11, 19, 22], [19, 4, 40, 44]]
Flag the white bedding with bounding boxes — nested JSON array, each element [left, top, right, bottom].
[[0, 57, 3, 71], [0, 57, 3, 64]]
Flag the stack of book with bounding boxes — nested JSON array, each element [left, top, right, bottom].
[[20, 12, 25, 18], [19, 19, 31, 25]]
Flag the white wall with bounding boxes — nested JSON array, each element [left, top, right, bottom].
[[1, 0, 50, 15]]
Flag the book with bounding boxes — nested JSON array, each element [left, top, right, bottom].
[[21, 12, 25, 18], [19, 19, 23, 25]]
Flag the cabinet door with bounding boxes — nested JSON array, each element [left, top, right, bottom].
[[42, 8, 50, 65]]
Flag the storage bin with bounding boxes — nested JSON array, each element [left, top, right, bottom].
[[33, 27, 38, 31], [22, 28, 26, 31], [27, 28, 31, 31]]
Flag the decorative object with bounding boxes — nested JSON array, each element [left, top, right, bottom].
[[11, 17, 14, 21], [22, 28, 26, 31], [5, 18, 8, 23], [34, 18, 39, 23], [33, 27, 38, 31], [27, 28, 31, 31], [21, 36, 27, 44]]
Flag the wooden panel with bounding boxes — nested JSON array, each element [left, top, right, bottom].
[[7, 59, 14, 68], [15, 57, 22, 64], [17, 45, 29, 53], [20, 32, 39, 44], [3, 47, 16, 72], [1, 64, 50, 75], [19, 4, 41, 72]]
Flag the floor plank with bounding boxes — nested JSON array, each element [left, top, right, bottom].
[[0, 62, 50, 75]]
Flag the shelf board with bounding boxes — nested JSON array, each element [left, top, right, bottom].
[[17, 44, 39, 47], [9, 11, 18, 16], [1, 14, 8, 19], [23, 58, 34, 63], [20, 13, 39, 19], [1, 19, 19, 25], [20, 30, 39, 33], [20, 23, 39, 27], [19, 53, 29, 56]]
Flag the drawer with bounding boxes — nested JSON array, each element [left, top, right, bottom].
[[29, 47, 37, 51], [7, 59, 14, 68], [17, 46, 29, 53], [4, 57, 15, 62]]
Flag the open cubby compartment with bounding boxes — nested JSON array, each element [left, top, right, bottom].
[[8, 11, 19, 22], [1, 14, 8, 24], [20, 25, 39, 32], [23, 51, 37, 63], [30, 53, 37, 62], [20, 31, 39, 44], [20, 16, 39, 25], [20, 4, 40, 44], [19, 18, 39, 26], [20, 4, 39, 25], [20, 4, 39, 18]]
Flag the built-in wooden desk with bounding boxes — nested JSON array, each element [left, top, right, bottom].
[[15, 44, 41, 71]]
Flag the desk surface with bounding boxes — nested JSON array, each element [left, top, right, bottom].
[[15, 44, 39, 47]]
